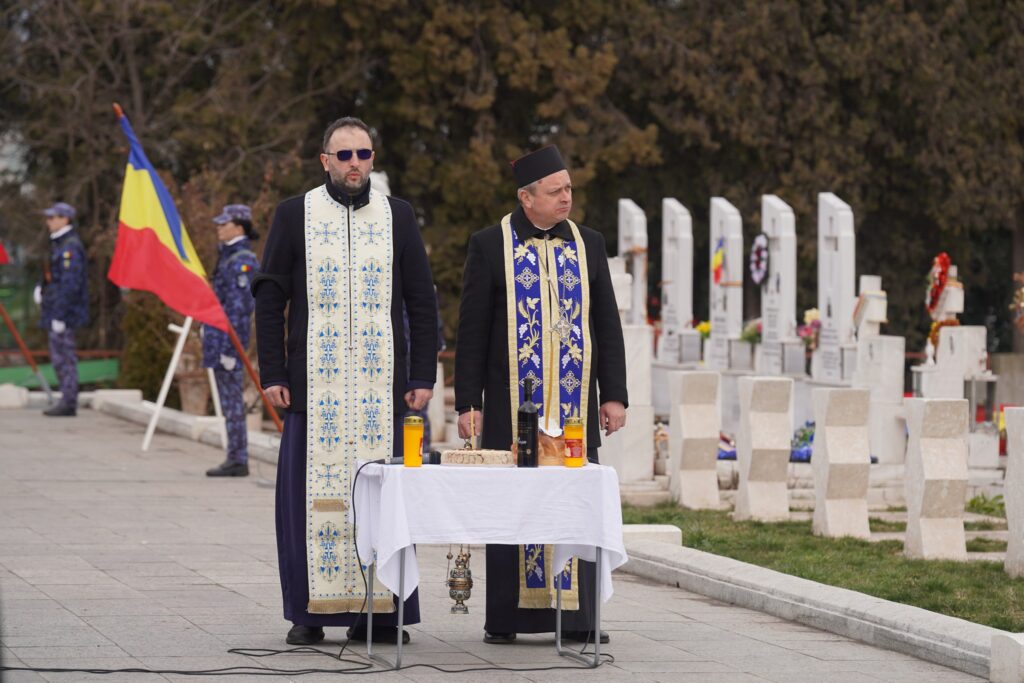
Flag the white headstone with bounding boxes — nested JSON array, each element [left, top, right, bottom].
[[903, 398, 968, 560], [811, 388, 871, 539], [1004, 407, 1024, 578], [813, 192, 856, 383], [618, 199, 648, 326], [668, 371, 721, 509], [657, 199, 701, 365], [735, 376, 793, 522], [707, 198, 743, 370], [607, 257, 633, 321], [759, 195, 798, 375]]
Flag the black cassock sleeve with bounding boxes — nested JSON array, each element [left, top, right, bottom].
[[252, 201, 295, 389], [590, 231, 629, 408], [454, 231, 494, 414], [394, 199, 438, 386]]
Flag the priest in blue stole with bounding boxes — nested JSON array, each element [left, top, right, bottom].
[[455, 145, 628, 644], [254, 117, 438, 647]]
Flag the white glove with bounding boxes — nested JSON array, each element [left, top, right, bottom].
[[51, 319, 66, 334], [220, 354, 237, 371], [33, 285, 42, 305]]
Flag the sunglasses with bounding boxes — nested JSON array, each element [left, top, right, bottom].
[[326, 148, 372, 161]]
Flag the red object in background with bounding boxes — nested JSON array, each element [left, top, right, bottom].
[[0, 241, 9, 265], [999, 403, 1016, 456]]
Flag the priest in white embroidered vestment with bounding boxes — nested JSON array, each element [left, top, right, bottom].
[[253, 117, 438, 647]]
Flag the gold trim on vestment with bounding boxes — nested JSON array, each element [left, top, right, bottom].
[[312, 500, 348, 512], [307, 597, 396, 614], [518, 544, 579, 610]]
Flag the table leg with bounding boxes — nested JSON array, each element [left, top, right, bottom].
[[396, 547, 405, 669], [365, 550, 405, 671], [553, 550, 603, 668]]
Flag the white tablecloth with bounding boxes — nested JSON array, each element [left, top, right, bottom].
[[352, 463, 627, 602]]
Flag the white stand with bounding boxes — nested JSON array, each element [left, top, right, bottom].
[[1004, 408, 1024, 578], [759, 195, 799, 376], [811, 388, 871, 539], [734, 376, 793, 522], [706, 198, 744, 371], [903, 398, 968, 560], [812, 193, 856, 383], [142, 317, 193, 452], [668, 371, 721, 509]]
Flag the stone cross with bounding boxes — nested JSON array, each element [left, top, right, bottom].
[[657, 198, 698, 363], [617, 199, 648, 326], [811, 388, 871, 539], [1005, 407, 1024, 578], [707, 197, 744, 370], [759, 195, 798, 375], [813, 192, 857, 383], [668, 371, 721, 509], [734, 376, 793, 522], [903, 398, 968, 560]]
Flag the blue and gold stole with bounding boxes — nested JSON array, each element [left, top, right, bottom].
[[501, 213, 592, 609], [304, 185, 395, 614]]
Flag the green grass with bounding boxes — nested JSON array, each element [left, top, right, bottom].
[[868, 518, 905, 532], [966, 537, 1008, 553], [965, 520, 1007, 531], [624, 504, 1024, 631], [966, 493, 1006, 518]]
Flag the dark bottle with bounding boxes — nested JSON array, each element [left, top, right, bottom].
[[516, 377, 539, 468]]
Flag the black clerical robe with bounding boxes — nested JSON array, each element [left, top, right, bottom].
[[455, 205, 628, 634], [253, 178, 438, 628]]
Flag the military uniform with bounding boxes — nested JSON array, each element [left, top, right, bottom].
[[203, 205, 260, 475], [39, 203, 88, 416]]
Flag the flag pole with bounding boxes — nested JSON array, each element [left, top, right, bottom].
[[226, 322, 283, 433], [142, 316, 192, 452], [0, 301, 54, 404]]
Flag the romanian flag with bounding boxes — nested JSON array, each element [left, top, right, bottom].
[[711, 237, 724, 285], [108, 105, 228, 331], [0, 241, 9, 265]]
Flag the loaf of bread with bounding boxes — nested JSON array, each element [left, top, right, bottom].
[[440, 449, 516, 466]]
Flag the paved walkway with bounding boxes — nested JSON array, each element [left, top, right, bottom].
[[0, 407, 981, 682]]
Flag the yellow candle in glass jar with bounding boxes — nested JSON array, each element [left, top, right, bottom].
[[403, 416, 424, 467], [564, 417, 585, 467]]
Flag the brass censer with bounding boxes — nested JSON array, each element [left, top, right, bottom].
[[446, 545, 473, 614]]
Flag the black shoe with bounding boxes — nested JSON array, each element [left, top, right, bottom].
[[346, 625, 410, 644], [43, 404, 76, 417], [206, 460, 249, 477], [483, 631, 516, 644], [286, 624, 324, 645], [562, 630, 609, 644]]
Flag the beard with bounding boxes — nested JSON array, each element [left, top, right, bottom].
[[328, 167, 368, 194]]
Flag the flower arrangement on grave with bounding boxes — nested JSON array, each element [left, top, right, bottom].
[[1010, 272, 1024, 332], [925, 251, 951, 317], [928, 319, 960, 349], [790, 420, 815, 462], [740, 318, 762, 344], [696, 320, 711, 339], [749, 233, 769, 286], [797, 308, 821, 351]]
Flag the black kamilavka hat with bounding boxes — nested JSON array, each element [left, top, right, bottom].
[[511, 145, 566, 187]]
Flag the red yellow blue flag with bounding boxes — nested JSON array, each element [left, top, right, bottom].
[[711, 237, 724, 285], [0, 241, 9, 265], [107, 104, 228, 331]]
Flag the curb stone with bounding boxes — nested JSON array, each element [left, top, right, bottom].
[[622, 539, 1000, 679]]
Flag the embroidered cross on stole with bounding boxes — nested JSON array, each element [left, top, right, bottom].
[[501, 214, 592, 610], [304, 185, 395, 614]]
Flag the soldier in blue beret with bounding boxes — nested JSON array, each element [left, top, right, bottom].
[[36, 202, 88, 417], [203, 204, 261, 477]]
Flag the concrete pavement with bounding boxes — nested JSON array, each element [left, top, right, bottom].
[[0, 407, 980, 681]]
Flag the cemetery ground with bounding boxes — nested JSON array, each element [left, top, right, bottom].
[[0, 407, 983, 682], [622, 504, 1023, 632]]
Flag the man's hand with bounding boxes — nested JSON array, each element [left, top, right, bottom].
[[404, 388, 433, 411], [264, 385, 291, 409], [50, 319, 66, 334], [458, 410, 483, 440], [219, 354, 237, 371], [599, 401, 626, 436]]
